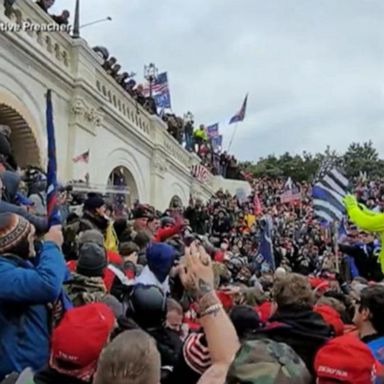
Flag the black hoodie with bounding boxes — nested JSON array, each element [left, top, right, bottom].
[[34, 367, 86, 384], [258, 305, 332, 373]]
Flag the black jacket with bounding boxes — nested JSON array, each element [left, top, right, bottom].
[[339, 243, 384, 282], [258, 305, 331, 373], [34, 367, 86, 384], [184, 207, 209, 235]]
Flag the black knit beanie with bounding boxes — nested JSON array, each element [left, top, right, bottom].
[[83, 193, 105, 212], [76, 243, 107, 277]]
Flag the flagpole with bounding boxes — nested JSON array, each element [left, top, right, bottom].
[[227, 122, 239, 152]]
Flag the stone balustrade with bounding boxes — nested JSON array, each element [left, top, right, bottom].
[[0, 1, 73, 76], [95, 69, 152, 138]]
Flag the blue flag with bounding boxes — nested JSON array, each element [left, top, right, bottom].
[[258, 215, 275, 270], [152, 72, 172, 109], [207, 123, 219, 138], [46, 90, 61, 227], [229, 94, 248, 124], [211, 135, 223, 152]]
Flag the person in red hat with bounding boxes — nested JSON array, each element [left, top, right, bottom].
[[314, 333, 382, 384], [32, 303, 115, 384]]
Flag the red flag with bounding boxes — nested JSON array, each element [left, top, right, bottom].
[[253, 193, 262, 215]]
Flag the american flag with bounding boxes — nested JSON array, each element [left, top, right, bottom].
[[46, 90, 61, 226], [312, 162, 349, 223], [280, 177, 301, 204], [72, 150, 90, 163], [143, 72, 171, 109], [229, 94, 248, 124], [191, 164, 210, 183]]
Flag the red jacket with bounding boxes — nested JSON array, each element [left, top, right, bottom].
[[153, 218, 184, 242]]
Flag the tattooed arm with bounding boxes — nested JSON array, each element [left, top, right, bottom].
[[180, 242, 240, 375]]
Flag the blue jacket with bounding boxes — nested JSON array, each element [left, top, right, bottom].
[[0, 241, 67, 380], [367, 336, 384, 364]]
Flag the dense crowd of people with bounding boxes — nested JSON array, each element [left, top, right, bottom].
[[0, 119, 384, 383], [1, 2, 384, 384]]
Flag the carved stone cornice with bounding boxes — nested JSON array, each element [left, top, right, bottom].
[[71, 97, 103, 135], [151, 151, 169, 177]]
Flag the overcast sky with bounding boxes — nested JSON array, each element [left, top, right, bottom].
[[52, 0, 384, 161]]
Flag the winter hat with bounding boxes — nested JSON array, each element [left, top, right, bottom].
[[77, 229, 104, 249], [314, 333, 380, 384], [146, 242, 176, 283], [0, 213, 31, 254], [183, 332, 211, 375], [161, 216, 175, 227], [229, 305, 263, 339], [50, 303, 115, 381], [102, 294, 124, 318], [226, 338, 312, 384], [132, 204, 154, 219], [76, 243, 107, 277], [83, 193, 105, 212]]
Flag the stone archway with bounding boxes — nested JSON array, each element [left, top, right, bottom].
[[108, 166, 139, 209], [0, 103, 42, 168]]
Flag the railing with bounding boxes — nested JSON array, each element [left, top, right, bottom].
[[70, 182, 130, 195], [0, 1, 73, 77], [95, 68, 152, 138], [159, 123, 192, 168]]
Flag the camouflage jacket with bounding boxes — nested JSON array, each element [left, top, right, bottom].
[[64, 272, 106, 307]]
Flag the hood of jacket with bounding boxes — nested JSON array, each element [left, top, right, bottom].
[[82, 211, 109, 232], [146, 242, 176, 283], [0, 171, 21, 202], [34, 367, 86, 384], [269, 305, 332, 341]]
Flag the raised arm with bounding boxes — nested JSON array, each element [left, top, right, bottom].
[[180, 242, 240, 384], [344, 195, 384, 233]]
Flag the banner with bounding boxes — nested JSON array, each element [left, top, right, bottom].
[[191, 164, 210, 183], [46, 90, 61, 226], [207, 123, 219, 138]]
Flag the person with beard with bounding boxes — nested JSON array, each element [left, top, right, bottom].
[[63, 194, 118, 255], [0, 214, 67, 380], [257, 273, 332, 374]]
